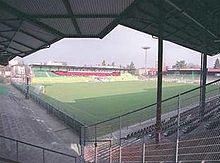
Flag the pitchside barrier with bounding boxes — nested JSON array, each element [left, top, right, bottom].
[[83, 78, 220, 163], [11, 82, 85, 136]]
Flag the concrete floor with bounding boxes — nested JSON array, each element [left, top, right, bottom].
[[0, 83, 81, 163]]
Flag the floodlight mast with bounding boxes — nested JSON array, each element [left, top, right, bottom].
[[142, 47, 150, 76]]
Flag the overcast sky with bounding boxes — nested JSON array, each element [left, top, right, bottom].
[[22, 25, 219, 68]]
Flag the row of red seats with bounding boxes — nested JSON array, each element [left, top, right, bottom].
[[52, 71, 121, 77]]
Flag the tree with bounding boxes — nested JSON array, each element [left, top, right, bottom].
[[125, 61, 136, 69], [214, 58, 220, 69], [129, 61, 135, 69], [187, 63, 200, 69], [173, 60, 187, 69], [111, 62, 115, 67], [102, 60, 106, 66]]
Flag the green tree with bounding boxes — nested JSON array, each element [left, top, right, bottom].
[[214, 58, 220, 69], [173, 60, 187, 69], [102, 60, 106, 66], [129, 61, 135, 69]]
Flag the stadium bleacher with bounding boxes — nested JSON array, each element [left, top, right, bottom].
[[31, 67, 139, 84], [52, 70, 121, 77]]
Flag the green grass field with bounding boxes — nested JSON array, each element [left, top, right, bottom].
[[33, 80, 198, 125]]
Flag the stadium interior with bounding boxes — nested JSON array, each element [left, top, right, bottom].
[[0, 0, 220, 163]]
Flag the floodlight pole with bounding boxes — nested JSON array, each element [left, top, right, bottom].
[[142, 47, 150, 76]]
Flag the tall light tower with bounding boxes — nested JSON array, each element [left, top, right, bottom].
[[142, 47, 150, 75]]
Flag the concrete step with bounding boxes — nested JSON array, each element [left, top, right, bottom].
[[0, 156, 20, 163]]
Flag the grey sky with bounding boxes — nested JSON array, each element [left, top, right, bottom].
[[22, 25, 219, 68]]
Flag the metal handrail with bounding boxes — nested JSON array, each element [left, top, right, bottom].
[[0, 134, 77, 162]]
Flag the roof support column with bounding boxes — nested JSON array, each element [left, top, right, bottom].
[[200, 53, 207, 118], [156, 0, 164, 144]]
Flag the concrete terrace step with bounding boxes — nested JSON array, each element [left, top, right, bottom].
[[0, 157, 21, 163]]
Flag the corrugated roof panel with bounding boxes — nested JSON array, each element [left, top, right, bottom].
[[0, 37, 7, 41], [70, 0, 135, 14], [39, 18, 77, 36], [13, 32, 44, 48], [7, 48, 20, 54], [17, 53, 26, 57], [77, 18, 114, 35], [0, 38, 7, 43], [10, 41, 32, 52], [21, 22, 57, 42], [0, 24, 12, 31], [1, 0, 68, 15], [3, 20, 23, 29], [121, 18, 152, 30], [0, 31, 15, 39], [0, 10, 16, 19], [0, 42, 7, 47]]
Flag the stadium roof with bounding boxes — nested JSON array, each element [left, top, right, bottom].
[[0, 0, 220, 65], [120, 0, 220, 56], [0, 0, 136, 65]]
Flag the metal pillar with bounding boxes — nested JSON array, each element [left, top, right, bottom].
[[25, 76, 29, 99], [80, 126, 85, 163], [175, 94, 181, 162], [156, 0, 164, 143], [156, 33, 163, 143], [200, 53, 207, 118], [94, 125, 98, 163], [119, 116, 122, 163], [142, 136, 146, 163], [109, 141, 112, 163]]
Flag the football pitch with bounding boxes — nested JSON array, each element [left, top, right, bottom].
[[35, 80, 198, 125]]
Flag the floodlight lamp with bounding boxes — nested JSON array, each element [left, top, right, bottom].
[[142, 47, 151, 50]]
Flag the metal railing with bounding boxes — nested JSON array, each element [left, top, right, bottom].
[[83, 78, 220, 163], [11, 78, 220, 163], [0, 134, 77, 163]]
